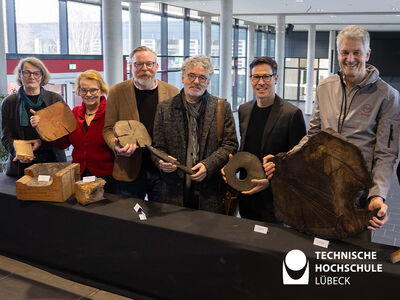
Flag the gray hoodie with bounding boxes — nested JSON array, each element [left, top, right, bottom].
[[307, 65, 400, 200]]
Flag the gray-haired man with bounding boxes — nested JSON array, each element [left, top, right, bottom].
[[152, 56, 238, 213]]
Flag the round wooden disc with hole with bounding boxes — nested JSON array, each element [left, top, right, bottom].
[[223, 152, 266, 192]]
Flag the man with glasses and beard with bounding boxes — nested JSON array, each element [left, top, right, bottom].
[[103, 46, 178, 200], [152, 56, 238, 212]]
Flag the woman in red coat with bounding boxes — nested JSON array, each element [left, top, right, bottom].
[[31, 70, 114, 191]]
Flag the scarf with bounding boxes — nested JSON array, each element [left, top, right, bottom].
[[18, 87, 44, 126], [182, 93, 207, 166]]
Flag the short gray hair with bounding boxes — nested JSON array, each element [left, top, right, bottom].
[[181, 56, 214, 77], [14, 57, 51, 86], [337, 25, 370, 53]]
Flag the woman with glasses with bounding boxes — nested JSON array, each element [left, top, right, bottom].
[[31, 70, 114, 191], [1, 57, 66, 178]]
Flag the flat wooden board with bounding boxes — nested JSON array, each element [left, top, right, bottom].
[[271, 128, 376, 239], [13, 140, 34, 160], [36, 101, 77, 142]]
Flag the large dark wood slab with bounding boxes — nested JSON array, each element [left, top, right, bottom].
[[271, 128, 376, 239]]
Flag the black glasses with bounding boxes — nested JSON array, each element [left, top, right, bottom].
[[80, 88, 100, 95], [21, 70, 42, 79], [250, 74, 276, 83], [187, 73, 209, 84], [133, 61, 157, 69]]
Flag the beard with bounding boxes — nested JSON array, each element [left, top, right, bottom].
[[135, 71, 156, 88]]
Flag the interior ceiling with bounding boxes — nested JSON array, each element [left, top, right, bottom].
[[160, 0, 400, 31]]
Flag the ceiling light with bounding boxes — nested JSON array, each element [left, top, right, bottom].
[[296, 0, 304, 2]]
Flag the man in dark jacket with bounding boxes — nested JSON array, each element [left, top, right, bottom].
[[152, 56, 238, 213], [235, 56, 306, 222]]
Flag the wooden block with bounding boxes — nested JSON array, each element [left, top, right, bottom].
[[390, 249, 400, 264], [75, 178, 106, 206], [16, 162, 80, 202], [113, 120, 151, 148], [36, 101, 77, 142], [13, 140, 34, 160]]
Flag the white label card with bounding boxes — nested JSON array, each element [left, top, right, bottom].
[[133, 203, 142, 213], [38, 175, 50, 182], [139, 213, 147, 220], [313, 237, 330, 248], [83, 176, 96, 183], [254, 224, 268, 235]]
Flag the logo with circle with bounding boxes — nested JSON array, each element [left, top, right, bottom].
[[362, 104, 373, 114], [282, 249, 309, 285]]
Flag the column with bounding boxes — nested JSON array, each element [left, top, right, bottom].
[[328, 30, 336, 75], [129, 1, 141, 51], [275, 15, 285, 97], [219, 0, 233, 102], [246, 24, 255, 101], [202, 15, 211, 56], [305, 24, 316, 115], [102, 0, 123, 87], [0, 0, 7, 95]]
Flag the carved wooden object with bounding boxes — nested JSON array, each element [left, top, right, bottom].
[[271, 128, 377, 239], [36, 102, 77, 142], [13, 140, 34, 160], [16, 162, 80, 202], [75, 178, 106, 206], [113, 120, 151, 148], [223, 152, 266, 191], [145, 144, 194, 175]]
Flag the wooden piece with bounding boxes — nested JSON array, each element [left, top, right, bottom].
[[16, 162, 80, 202], [271, 128, 377, 239], [36, 101, 77, 142], [390, 249, 400, 264], [223, 152, 266, 192], [113, 120, 151, 148], [75, 178, 106, 206], [145, 144, 194, 175], [13, 140, 34, 160]]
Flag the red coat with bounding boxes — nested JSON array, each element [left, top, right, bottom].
[[53, 96, 114, 177]]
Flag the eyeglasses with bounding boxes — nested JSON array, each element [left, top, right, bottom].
[[186, 73, 209, 84], [250, 74, 276, 83], [133, 61, 157, 69], [80, 88, 100, 95], [21, 70, 42, 79]]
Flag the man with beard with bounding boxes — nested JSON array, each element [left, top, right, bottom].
[[152, 56, 238, 212], [305, 25, 399, 237], [103, 46, 179, 200]]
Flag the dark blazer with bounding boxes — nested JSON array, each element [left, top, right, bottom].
[[1, 89, 67, 177], [238, 94, 306, 222], [152, 90, 238, 213]]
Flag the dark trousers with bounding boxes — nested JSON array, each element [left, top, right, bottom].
[[112, 164, 162, 201]]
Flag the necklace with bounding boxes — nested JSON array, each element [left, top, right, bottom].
[[85, 111, 96, 116]]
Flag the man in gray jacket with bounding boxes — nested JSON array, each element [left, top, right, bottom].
[[309, 25, 399, 234]]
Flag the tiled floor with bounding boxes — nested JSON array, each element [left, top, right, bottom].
[[0, 255, 133, 300]]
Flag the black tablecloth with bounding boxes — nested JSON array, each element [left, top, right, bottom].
[[0, 174, 399, 299]]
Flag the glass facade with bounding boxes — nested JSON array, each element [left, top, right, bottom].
[[67, 1, 101, 54], [15, 0, 60, 54], [2, 0, 331, 109], [284, 58, 329, 101]]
